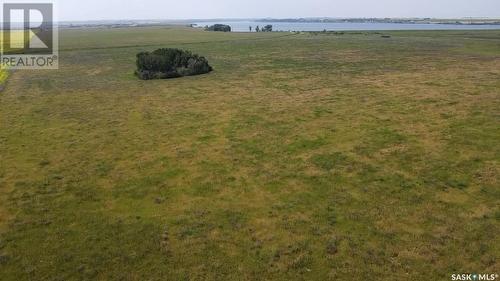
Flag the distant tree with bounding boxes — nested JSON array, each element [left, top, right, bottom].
[[249, 26, 252, 32], [205, 24, 231, 32], [256, 26, 260, 32], [135, 48, 213, 80], [262, 25, 273, 32]]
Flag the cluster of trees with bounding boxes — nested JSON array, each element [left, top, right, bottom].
[[135, 48, 213, 80], [205, 24, 231, 32], [251, 25, 273, 32]]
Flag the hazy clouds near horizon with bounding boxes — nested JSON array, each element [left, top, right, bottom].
[[58, 0, 500, 21]]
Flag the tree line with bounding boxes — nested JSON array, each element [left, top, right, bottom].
[[250, 25, 273, 32], [203, 24, 273, 32], [205, 24, 231, 32]]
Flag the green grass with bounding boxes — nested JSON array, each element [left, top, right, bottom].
[[0, 51, 10, 90], [0, 27, 499, 280], [0, 69, 7, 88]]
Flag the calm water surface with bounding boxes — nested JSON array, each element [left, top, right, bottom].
[[193, 21, 500, 32]]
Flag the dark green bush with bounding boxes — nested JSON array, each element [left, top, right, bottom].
[[205, 24, 231, 32], [262, 25, 273, 32], [135, 48, 213, 80]]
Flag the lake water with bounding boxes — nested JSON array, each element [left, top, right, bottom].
[[193, 21, 500, 32]]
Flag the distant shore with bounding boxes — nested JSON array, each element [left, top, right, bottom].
[[257, 18, 500, 25]]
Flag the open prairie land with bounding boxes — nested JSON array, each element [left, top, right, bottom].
[[0, 26, 499, 280]]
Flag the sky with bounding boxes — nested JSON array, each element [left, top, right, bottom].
[[56, 0, 500, 21]]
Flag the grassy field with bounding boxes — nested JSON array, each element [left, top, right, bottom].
[[0, 69, 7, 88], [0, 26, 499, 280]]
